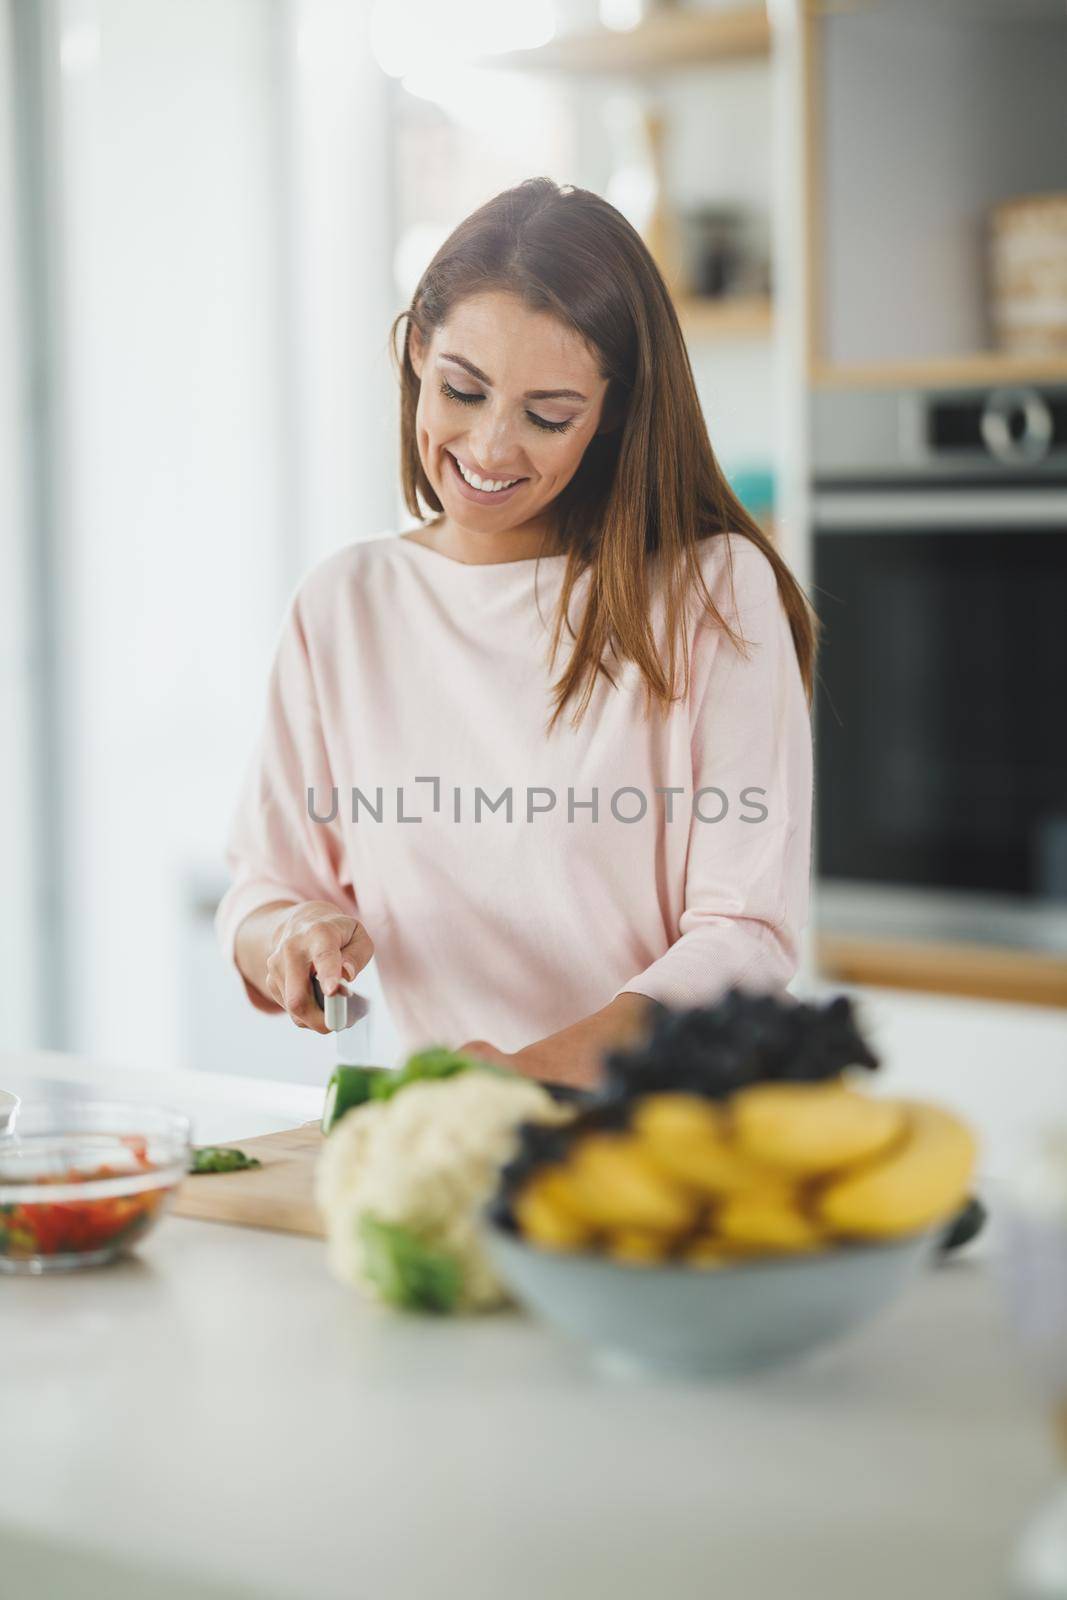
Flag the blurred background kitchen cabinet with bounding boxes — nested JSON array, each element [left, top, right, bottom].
[[801, 0, 1067, 1008], [804, 0, 1067, 384]]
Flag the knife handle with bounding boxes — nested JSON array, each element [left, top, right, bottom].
[[311, 973, 370, 1033]]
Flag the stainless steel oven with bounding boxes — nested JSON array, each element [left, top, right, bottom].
[[811, 383, 1067, 951]]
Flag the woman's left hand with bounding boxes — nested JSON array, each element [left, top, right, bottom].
[[460, 1038, 561, 1083], [460, 995, 661, 1092]]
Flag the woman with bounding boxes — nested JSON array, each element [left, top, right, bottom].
[[216, 178, 817, 1090]]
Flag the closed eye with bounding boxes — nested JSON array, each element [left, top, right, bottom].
[[439, 377, 574, 435]]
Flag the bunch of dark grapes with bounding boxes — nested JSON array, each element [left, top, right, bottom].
[[489, 990, 879, 1230], [601, 987, 879, 1104]]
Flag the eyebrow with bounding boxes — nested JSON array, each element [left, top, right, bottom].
[[438, 351, 588, 403]]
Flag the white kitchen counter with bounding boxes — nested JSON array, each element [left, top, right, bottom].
[[0, 1046, 1059, 1600]]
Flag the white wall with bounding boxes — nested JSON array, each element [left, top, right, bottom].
[[284, 0, 398, 574], [25, 0, 401, 1078], [50, 0, 290, 1065], [0, 0, 38, 1048]]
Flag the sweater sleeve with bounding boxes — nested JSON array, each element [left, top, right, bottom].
[[615, 546, 814, 1010], [214, 583, 358, 1014]]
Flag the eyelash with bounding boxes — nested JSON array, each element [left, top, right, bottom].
[[439, 377, 575, 435]]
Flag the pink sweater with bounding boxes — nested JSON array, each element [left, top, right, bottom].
[[215, 531, 813, 1055]]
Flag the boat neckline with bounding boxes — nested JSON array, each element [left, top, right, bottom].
[[395, 534, 570, 570]]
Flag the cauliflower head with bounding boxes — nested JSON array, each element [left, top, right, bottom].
[[315, 1069, 569, 1312]]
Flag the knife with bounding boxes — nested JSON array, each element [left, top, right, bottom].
[[311, 973, 370, 1033]]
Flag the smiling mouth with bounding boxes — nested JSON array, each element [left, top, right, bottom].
[[446, 450, 528, 497]]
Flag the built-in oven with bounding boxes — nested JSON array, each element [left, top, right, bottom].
[[811, 382, 1067, 951]]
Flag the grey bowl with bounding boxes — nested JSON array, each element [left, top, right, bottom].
[[485, 1220, 940, 1379]]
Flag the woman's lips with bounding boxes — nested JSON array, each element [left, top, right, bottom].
[[445, 449, 527, 506]]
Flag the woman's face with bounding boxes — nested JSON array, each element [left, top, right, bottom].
[[409, 290, 612, 544]]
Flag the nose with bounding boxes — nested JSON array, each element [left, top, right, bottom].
[[465, 401, 524, 475]]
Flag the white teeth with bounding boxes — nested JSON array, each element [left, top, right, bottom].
[[453, 454, 518, 493]]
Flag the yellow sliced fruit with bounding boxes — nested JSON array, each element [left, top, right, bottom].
[[634, 1093, 784, 1196], [514, 1168, 594, 1252], [817, 1100, 977, 1239], [606, 1229, 676, 1266], [644, 1134, 784, 1198], [731, 1082, 907, 1177], [716, 1191, 825, 1253], [683, 1236, 733, 1269], [632, 1093, 723, 1144], [565, 1133, 698, 1233]]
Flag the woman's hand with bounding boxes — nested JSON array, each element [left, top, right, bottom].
[[458, 1035, 595, 1085], [265, 901, 374, 1034], [460, 995, 662, 1091]]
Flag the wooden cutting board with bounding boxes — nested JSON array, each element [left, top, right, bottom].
[[172, 1124, 326, 1238]]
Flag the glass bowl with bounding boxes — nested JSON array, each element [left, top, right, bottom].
[[0, 1089, 18, 1134], [0, 1101, 191, 1274]]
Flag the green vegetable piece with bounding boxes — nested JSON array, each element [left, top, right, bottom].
[[321, 1065, 387, 1133], [369, 1045, 494, 1103], [189, 1146, 262, 1175], [358, 1214, 462, 1314]]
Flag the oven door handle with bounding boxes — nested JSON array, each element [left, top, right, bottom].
[[813, 488, 1067, 531]]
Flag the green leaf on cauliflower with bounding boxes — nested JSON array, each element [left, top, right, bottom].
[[358, 1214, 463, 1313], [368, 1046, 503, 1103]]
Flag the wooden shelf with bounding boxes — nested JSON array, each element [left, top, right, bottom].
[[817, 932, 1067, 1010], [481, 6, 771, 75], [679, 294, 774, 339], [811, 350, 1067, 391]]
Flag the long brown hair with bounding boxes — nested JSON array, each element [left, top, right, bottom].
[[391, 178, 819, 730]]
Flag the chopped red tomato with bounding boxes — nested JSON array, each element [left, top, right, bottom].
[[0, 1162, 172, 1260]]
